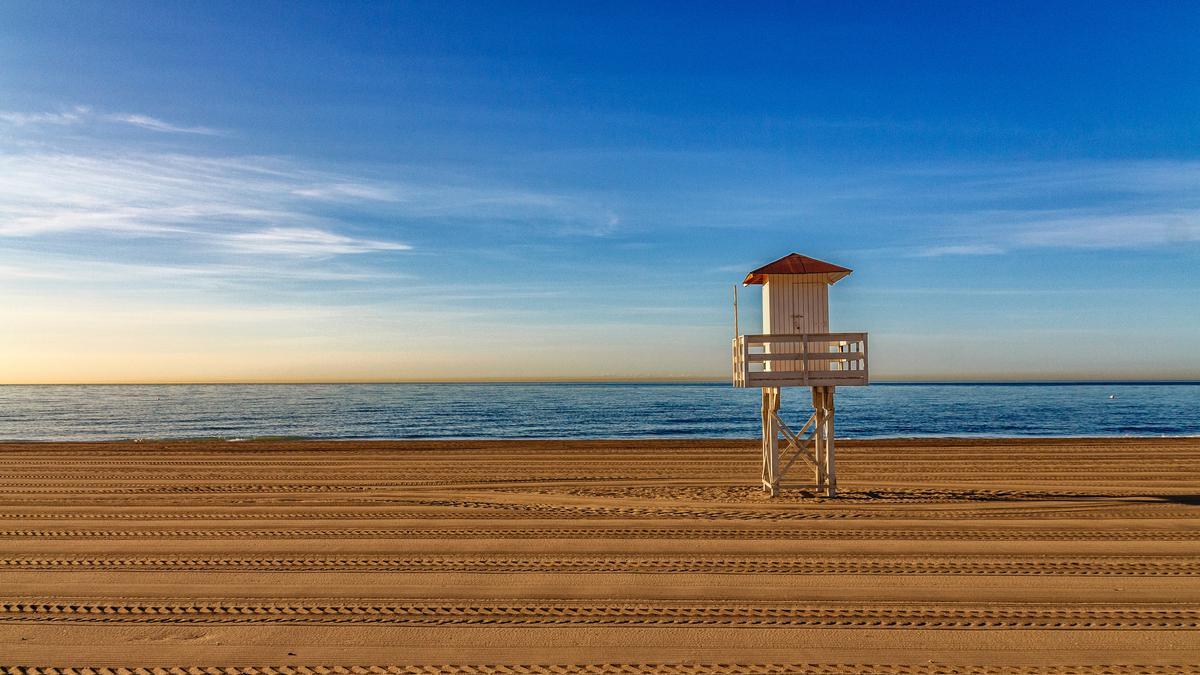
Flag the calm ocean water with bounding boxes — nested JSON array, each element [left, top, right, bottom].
[[0, 383, 1197, 441]]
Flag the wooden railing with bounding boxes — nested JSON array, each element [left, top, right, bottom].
[[733, 332, 868, 388]]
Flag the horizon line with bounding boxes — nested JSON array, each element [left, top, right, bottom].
[[2, 378, 1199, 386]]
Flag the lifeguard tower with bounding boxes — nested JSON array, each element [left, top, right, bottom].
[[732, 253, 869, 497]]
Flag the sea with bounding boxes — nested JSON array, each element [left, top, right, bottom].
[[0, 382, 1197, 441]]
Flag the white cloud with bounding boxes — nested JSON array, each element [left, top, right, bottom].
[[915, 244, 1006, 257], [102, 113, 222, 135], [221, 227, 411, 255], [920, 207, 1200, 256], [0, 104, 622, 251], [0, 105, 91, 126], [0, 153, 413, 257], [0, 206, 186, 237], [0, 105, 222, 135], [0, 144, 620, 257], [1011, 212, 1200, 248], [0, 293, 355, 328], [890, 161, 1200, 256], [290, 183, 402, 201], [0, 253, 413, 288]]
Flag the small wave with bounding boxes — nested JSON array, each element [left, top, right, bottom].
[[0, 383, 1196, 441]]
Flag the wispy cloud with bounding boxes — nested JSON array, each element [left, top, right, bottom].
[[0, 155, 338, 233], [915, 244, 1006, 257], [861, 161, 1200, 257], [919, 206, 1200, 256], [0, 147, 618, 247], [220, 227, 411, 255], [102, 113, 222, 135], [0, 105, 222, 135], [290, 183, 403, 201], [0, 151, 416, 269], [0, 253, 408, 286], [0, 105, 91, 126], [0, 106, 624, 299], [1008, 211, 1199, 249]]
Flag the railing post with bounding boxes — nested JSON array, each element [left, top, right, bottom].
[[861, 333, 869, 383], [732, 337, 740, 386], [801, 334, 808, 386], [731, 338, 736, 385], [742, 337, 750, 386]]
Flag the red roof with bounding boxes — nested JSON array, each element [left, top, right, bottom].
[[742, 253, 853, 285]]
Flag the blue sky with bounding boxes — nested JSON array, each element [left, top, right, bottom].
[[1, 1, 1197, 382]]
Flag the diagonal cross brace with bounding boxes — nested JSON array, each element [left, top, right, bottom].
[[774, 411, 818, 478]]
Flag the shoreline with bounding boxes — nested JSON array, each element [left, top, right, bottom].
[[4, 432, 1200, 444], [3, 380, 1200, 385]]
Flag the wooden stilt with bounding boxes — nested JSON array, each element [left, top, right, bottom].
[[759, 385, 841, 498], [825, 386, 837, 497], [760, 388, 770, 492], [768, 388, 780, 496], [761, 387, 781, 496], [811, 387, 825, 493]]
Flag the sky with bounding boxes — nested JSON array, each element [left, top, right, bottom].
[[0, 1, 1197, 383]]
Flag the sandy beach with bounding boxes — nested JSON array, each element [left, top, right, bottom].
[[0, 437, 1197, 672]]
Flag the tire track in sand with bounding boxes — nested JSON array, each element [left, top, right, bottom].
[[1, 527, 1197, 541], [1, 555, 1196, 575], [2, 600, 1198, 629], [2, 664, 1199, 674]]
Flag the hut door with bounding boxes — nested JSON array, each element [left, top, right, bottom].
[[792, 312, 807, 332]]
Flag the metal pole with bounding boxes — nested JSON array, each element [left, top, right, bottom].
[[733, 284, 740, 340]]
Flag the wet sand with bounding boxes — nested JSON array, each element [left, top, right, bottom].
[[0, 437, 1197, 673]]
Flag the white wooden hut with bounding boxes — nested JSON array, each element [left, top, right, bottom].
[[732, 253, 869, 496]]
